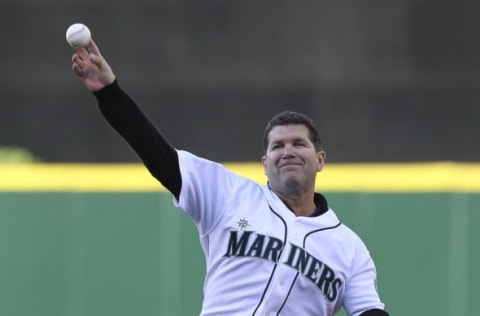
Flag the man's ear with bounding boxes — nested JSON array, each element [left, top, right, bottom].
[[261, 156, 267, 175], [317, 151, 326, 172]]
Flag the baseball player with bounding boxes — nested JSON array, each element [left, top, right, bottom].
[[70, 39, 389, 316]]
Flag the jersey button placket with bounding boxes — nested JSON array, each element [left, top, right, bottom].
[[291, 219, 301, 243]]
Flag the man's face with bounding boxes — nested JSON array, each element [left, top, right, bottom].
[[262, 124, 326, 195]]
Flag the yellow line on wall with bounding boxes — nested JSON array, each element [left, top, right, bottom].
[[1, 162, 480, 192]]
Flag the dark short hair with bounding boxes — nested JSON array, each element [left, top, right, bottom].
[[263, 111, 322, 153]]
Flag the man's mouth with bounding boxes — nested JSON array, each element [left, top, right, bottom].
[[278, 162, 302, 169]]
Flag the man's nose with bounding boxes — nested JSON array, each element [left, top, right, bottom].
[[281, 145, 296, 158]]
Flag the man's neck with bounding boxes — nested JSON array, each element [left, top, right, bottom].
[[284, 196, 317, 217], [272, 189, 317, 217]]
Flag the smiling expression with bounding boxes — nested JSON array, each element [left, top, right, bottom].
[[262, 124, 326, 195]]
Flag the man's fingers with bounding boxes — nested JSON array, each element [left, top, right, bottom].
[[87, 39, 100, 55], [74, 47, 89, 62], [72, 53, 82, 64], [72, 44, 102, 71], [72, 53, 83, 67], [85, 39, 105, 68], [72, 62, 83, 77]]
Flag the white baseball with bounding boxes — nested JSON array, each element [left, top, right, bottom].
[[66, 23, 91, 48]]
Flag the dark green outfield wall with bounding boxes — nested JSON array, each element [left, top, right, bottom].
[[0, 191, 477, 316], [0, 192, 204, 316]]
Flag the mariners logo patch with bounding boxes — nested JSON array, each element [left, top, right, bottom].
[[236, 218, 251, 230]]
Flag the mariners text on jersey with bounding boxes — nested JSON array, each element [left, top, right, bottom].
[[224, 230, 343, 301]]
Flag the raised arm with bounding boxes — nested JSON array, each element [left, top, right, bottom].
[[71, 39, 181, 199]]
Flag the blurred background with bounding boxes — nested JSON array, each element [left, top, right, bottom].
[[1, 0, 479, 163], [1, 1, 479, 316]]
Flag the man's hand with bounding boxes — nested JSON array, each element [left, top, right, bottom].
[[71, 39, 116, 92]]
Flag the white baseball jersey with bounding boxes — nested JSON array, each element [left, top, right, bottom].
[[174, 150, 385, 316]]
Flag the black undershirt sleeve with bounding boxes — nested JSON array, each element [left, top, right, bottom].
[[360, 309, 389, 316], [93, 80, 182, 199]]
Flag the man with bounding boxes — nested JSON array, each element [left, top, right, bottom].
[[71, 39, 389, 316]]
